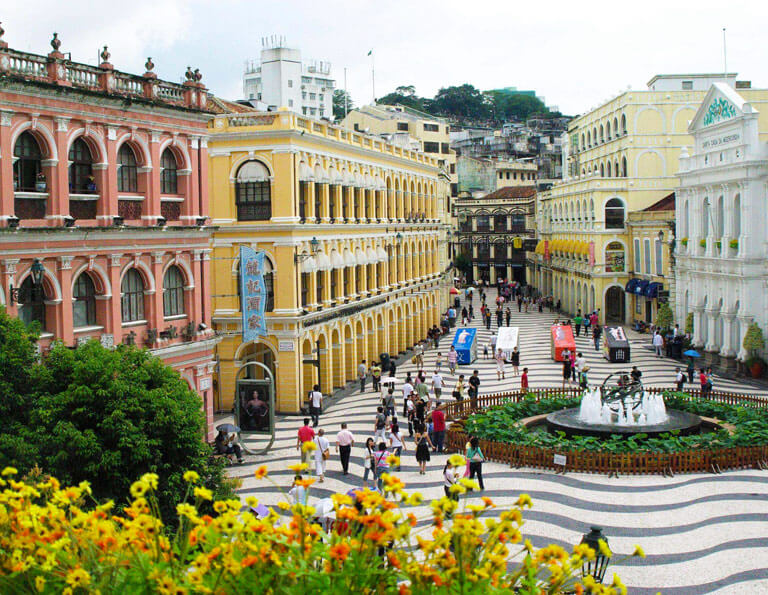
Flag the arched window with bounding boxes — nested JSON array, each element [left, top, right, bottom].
[[586, 131, 591, 147], [121, 269, 145, 323], [604, 241, 625, 272], [235, 160, 271, 221], [606, 162, 612, 177], [476, 213, 490, 232], [69, 138, 94, 193], [494, 213, 506, 232], [18, 276, 46, 329], [13, 132, 43, 192], [72, 273, 96, 328], [599, 124, 604, 143], [613, 117, 619, 137], [605, 198, 625, 229], [621, 156, 628, 177], [606, 121, 611, 139], [160, 149, 178, 194], [732, 194, 741, 238], [621, 114, 627, 134], [117, 144, 138, 193], [599, 163, 605, 177], [163, 265, 185, 317]]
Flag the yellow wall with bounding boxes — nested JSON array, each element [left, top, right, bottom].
[[208, 110, 448, 412]]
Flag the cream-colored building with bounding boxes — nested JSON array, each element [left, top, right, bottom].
[[208, 109, 447, 412], [532, 73, 739, 324]]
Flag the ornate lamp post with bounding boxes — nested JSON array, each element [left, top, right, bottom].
[[580, 526, 611, 584], [10, 259, 45, 305]]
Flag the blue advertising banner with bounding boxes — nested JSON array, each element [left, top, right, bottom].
[[451, 327, 477, 365], [240, 246, 267, 341]]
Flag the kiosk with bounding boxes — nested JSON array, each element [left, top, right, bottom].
[[452, 328, 478, 365], [551, 324, 576, 362], [496, 327, 520, 361], [603, 326, 631, 363]]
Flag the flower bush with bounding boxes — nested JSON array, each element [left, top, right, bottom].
[[0, 463, 637, 594]]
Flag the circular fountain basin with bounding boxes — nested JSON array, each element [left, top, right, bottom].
[[545, 407, 703, 438]]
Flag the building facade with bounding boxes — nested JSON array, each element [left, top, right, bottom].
[[454, 186, 536, 285], [243, 37, 335, 120], [457, 156, 537, 197], [675, 83, 768, 370], [0, 33, 218, 437], [208, 109, 447, 413], [532, 74, 737, 324]]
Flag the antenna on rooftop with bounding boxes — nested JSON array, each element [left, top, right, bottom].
[[722, 27, 727, 78]]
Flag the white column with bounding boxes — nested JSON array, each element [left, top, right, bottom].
[[720, 314, 735, 358], [704, 308, 718, 352], [692, 306, 705, 348]]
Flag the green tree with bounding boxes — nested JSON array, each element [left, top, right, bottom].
[[454, 252, 472, 279], [0, 309, 231, 522], [377, 89, 426, 112], [655, 303, 673, 331], [432, 84, 489, 120], [333, 89, 353, 122]]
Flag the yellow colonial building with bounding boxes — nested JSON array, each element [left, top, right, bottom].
[[532, 73, 741, 324], [208, 109, 447, 412]]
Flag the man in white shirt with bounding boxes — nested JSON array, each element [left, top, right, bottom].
[[401, 380, 414, 403], [309, 384, 322, 428], [335, 423, 355, 475], [574, 352, 586, 375], [652, 332, 664, 358], [431, 370, 444, 402]]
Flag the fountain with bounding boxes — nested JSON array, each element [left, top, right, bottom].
[[546, 373, 703, 438]]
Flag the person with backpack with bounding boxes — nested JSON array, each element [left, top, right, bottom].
[[466, 436, 486, 490], [373, 406, 387, 444], [373, 442, 390, 494]]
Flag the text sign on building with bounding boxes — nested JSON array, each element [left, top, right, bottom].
[[240, 246, 267, 342], [278, 340, 295, 352]]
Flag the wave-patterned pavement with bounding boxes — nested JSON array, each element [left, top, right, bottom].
[[230, 288, 768, 593]]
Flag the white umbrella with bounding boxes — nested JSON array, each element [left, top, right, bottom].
[[380, 377, 398, 384]]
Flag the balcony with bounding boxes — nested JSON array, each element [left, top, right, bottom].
[[14, 193, 47, 220]]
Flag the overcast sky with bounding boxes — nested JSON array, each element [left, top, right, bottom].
[[3, 0, 766, 116]]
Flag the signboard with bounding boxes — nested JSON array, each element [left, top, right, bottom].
[[553, 454, 567, 466], [235, 378, 273, 435], [278, 340, 295, 352], [240, 246, 267, 341]]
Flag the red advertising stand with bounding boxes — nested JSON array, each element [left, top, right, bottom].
[[551, 324, 576, 362]]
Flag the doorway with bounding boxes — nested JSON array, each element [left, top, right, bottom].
[[605, 286, 625, 324]]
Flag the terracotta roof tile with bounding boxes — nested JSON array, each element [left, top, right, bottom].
[[481, 186, 537, 200]]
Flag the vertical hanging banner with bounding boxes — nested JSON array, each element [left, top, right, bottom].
[[240, 246, 267, 341], [588, 241, 595, 267]]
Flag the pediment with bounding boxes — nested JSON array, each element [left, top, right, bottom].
[[689, 83, 754, 132]]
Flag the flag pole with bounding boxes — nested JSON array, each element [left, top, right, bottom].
[[344, 67, 348, 117], [722, 27, 727, 77]]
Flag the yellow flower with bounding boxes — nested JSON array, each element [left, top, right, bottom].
[[288, 463, 308, 473], [405, 493, 424, 506], [515, 493, 533, 508], [141, 473, 159, 490], [176, 503, 198, 519], [1, 467, 18, 477], [254, 466, 268, 480], [130, 480, 149, 499], [386, 454, 400, 467], [632, 544, 645, 558], [66, 567, 91, 588], [611, 573, 627, 595], [183, 470, 200, 484], [449, 454, 466, 467], [35, 576, 45, 592], [213, 501, 228, 513], [77, 480, 93, 496], [277, 501, 290, 511], [245, 496, 259, 508], [459, 478, 479, 490], [302, 441, 317, 453], [598, 539, 612, 559], [193, 487, 213, 501]]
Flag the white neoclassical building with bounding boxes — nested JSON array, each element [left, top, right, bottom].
[[675, 83, 768, 370]]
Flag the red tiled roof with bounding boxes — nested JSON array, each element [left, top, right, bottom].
[[643, 192, 676, 211], [207, 96, 261, 114], [481, 186, 537, 200]]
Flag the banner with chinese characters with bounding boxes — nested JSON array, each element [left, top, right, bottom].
[[240, 246, 267, 341]]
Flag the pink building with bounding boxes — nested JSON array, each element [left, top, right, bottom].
[[0, 30, 218, 439]]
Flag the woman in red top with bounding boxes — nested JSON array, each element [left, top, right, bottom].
[[521, 368, 529, 391]]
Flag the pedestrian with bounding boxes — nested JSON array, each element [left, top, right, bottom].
[[495, 348, 506, 380], [289, 475, 308, 506], [521, 367, 529, 391], [496, 308, 503, 328], [432, 325, 441, 349], [362, 437, 376, 489], [485, 311, 492, 330], [214, 429, 244, 464], [453, 374, 465, 401], [389, 422, 405, 470], [570, 350, 577, 382], [414, 342, 424, 370], [574, 312, 583, 337], [562, 355, 572, 389], [483, 338, 490, 359], [374, 406, 387, 444], [468, 369, 481, 409], [592, 324, 602, 351], [699, 368, 709, 395], [406, 394, 416, 436], [674, 368, 685, 392], [383, 387, 396, 418], [389, 359, 397, 379], [314, 429, 330, 483], [308, 384, 322, 427], [653, 331, 664, 357], [579, 365, 589, 389], [443, 460, 459, 516], [466, 436, 485, 490], [461, 306, 468, 326], [447, 346, 458, 376], [431, 369, 444, 401], [631, 365, 642, 383], [296, 418, 315, 467], [414, 422, 434, 475], [431, 404, 446, 453], [373, 442, 390, 493], [556, 299, 561, 314], [435, 351, 444, 372], [416, 376, 430, 404], [518, 297, 523, 313], [505, 308, 511, 327], [468, 303, 474, 320], [415, 395, 428, 427], [401, 376, 414, 405], [335, 423, 355, 475], [358, 359, 368, 392], [511, 346, 520, 376], [687, 358, 695, 384], [371, 361, 382, 392]]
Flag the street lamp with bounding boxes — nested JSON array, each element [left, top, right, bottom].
[[294, 237, 320, 263], [580, 526, 611, 584], [10, 259, 45, 305]]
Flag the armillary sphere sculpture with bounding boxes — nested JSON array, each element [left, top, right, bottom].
[[599, 371, 644, 414]]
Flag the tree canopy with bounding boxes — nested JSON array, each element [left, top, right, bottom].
[[333, 89, 353, 122], [0, 309, 231, 522]]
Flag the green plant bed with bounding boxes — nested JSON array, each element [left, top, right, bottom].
[[462, 393, 768, 454]]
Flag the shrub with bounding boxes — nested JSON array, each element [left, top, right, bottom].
[[0, 465, 637, 593], [0, 308, 231, 523], [685, 312, 694, 334], [655, 303, 673, 331], [729, 239, 739, 250], [743, 322, 765, 365]]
